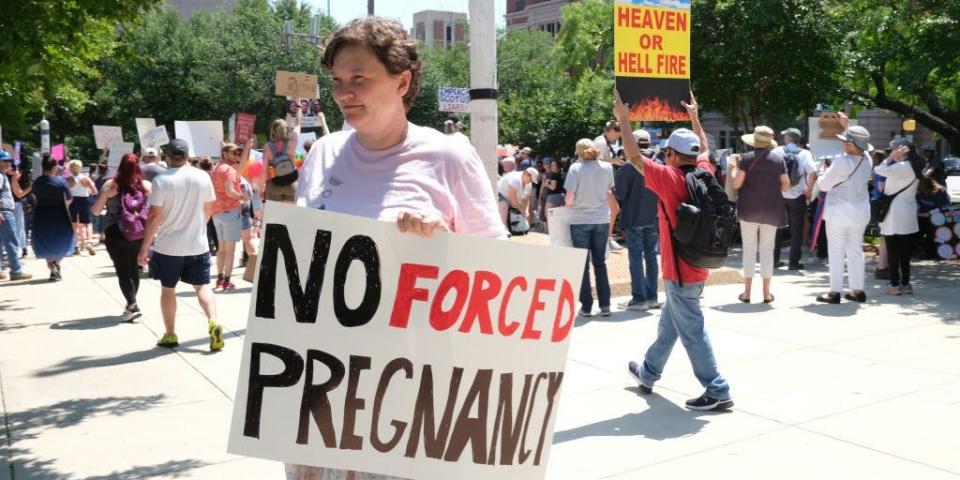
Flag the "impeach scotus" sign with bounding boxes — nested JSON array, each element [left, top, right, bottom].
[[228, 203, 586, 479]]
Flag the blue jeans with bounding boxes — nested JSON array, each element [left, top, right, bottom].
[[639, 281, 730, 399], [0, 210, 23, 274], [624, 224, 659, 302], [570, 223, 610, 310]]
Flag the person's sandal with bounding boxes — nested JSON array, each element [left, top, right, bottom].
[[738, 293, 750, 303], [763, 294, 775, 304], [816, 292, 841, 304], [900, 284, 913, 295], [844, 291, 867, 303]]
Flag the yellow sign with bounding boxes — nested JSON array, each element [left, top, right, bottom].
[[614, 4, 691, 80]]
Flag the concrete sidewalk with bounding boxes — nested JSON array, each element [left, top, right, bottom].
[[1, 243, 959, 479]]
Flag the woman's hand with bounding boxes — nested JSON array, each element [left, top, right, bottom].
[[396, 211, 449, 238], [837, 111, 850, 130], [137, 248, 150, 267], [889, 145, 909, 162]]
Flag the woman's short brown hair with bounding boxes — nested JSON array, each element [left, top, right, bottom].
[[321, 17, 423, 111]]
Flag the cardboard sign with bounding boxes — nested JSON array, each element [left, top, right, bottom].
[[50, 144, 65, 161], [93, 125, 124, 149], [141, 125, 170, 149], [107, 142, 134, 168], [614, 0, 691, 121], [234, 113, 257, 144], [136, 118, 157, 144], [174, 121, 224, 157], [275, 71, 319, 99], [228, 203, 585, 480], [439, 87, 470, 113], [807, 116, 859, 162]]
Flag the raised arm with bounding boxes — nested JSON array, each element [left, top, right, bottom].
[[614, 88, 645, 175], [682, 91, 708, 153]]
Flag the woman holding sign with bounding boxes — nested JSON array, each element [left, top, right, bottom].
[[289, 17, 505, 480]]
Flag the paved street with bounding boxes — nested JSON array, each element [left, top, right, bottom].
[[1, 243, 959, 479]]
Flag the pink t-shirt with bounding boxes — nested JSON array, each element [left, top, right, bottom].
[[295, 123, 506, 239]]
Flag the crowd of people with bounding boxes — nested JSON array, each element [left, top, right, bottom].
[[1, 14, 958, 479]]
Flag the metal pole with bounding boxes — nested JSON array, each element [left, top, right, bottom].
[[367, 0, 374, 16], [469, 0, 498, 188]]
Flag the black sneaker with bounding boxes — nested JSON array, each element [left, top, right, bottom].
[[685, 394, 734, 411], [627, 361, 653, 394], [788, 263, 805, 271]]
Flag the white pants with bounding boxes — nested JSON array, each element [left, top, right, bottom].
[[825, 222, 866, 292], [740, 221, 777, 278]]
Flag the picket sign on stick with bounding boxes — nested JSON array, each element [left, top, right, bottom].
[[275, 70, 319, 99], [228, 203, 586, 480]]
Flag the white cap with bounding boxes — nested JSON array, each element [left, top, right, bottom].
[[143, 147, 159, 157], [524, 167, 539, 184]]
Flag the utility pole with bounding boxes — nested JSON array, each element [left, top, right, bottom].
[[469, 0, 498, 188], [367, 0, 374, 16]]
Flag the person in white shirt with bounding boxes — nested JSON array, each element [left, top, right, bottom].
[[772, 128, 817, 270], [137, 139, 223, 351], [497, 167, 537, 229], [593, 121, 625, 252], [815, 113, 873, 304], [874, 144, 920, 295]]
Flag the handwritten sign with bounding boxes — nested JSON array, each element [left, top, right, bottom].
[[275, 71, 319, 99], [228, 203, 585, 480], [141, 125, 170, 149], [439, 87, 470, 113], [614, 0, 691, 121], [93, 125, 124, 149]]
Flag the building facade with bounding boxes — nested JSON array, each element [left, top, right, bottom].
[[413, 10, 468, 47], [167, 0, 236, 21], [505, 0, 573, 35]]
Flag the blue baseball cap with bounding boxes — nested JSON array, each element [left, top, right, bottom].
[[666, 128, 701, 156], [0, 151, 12, 162]]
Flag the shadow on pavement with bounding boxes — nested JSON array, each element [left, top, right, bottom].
[[800, 302, 861, 318], [552, 388, 728, 444], [31, 333, 227, 377], [50, 316, 125, 331]]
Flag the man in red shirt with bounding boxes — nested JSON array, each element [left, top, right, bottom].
[[615, 89, 733, 411], [212, 144, 252, 290]]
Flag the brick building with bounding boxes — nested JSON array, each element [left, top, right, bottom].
[[505, 0, 573, 35], [413, 10, 468, 47]]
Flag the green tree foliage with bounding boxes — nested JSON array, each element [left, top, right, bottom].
[[0, 0, 159, 138], [834, 0, 960, 148], [408, 44, 471, 131], [691, 0, 838, 131], [555, 0, 615, 82], [75, 0, 337, 154]]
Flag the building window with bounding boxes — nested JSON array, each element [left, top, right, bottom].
[[446, 24, 452, 46], [517, 0, 526, 11]]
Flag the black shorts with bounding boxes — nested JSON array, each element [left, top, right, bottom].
[[149, 251, 211, 288], [69, 196, 92, 224]]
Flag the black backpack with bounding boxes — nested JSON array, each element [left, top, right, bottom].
[[660, 165, 736, 284], [784, 151, 803, 186]]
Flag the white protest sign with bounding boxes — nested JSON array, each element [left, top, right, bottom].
[[439, 87, 470, 113], [135, 118, 157, 144], [107, 142, 135, 168], [807, 116, 859, 164], [228, 203, 585, 480], [547, 207, 573, 248], [141, 125, 170, 149], [93, 125, 123, 149], [174, 121, 224, 157], [295, 132, 317, 155]]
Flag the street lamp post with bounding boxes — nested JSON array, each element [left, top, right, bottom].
[[469, 0, 498, 188]]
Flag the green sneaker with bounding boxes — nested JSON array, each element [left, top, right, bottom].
[[208, 321, 224, 351], [156, 333, 179, 348]]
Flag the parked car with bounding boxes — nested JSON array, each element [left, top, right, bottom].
[[944, 156, 960, 177]]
